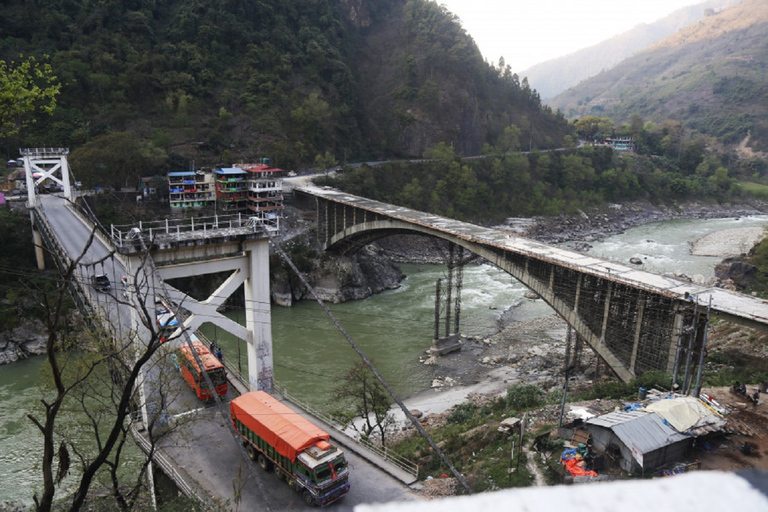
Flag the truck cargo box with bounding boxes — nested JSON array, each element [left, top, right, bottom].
[[230, 391, 330, 462]]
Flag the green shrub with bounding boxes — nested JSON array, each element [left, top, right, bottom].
[[447, 402, 479, 424], [506, 384, 545, 411]]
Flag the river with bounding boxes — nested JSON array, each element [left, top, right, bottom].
[[2, 214, 767, 505]]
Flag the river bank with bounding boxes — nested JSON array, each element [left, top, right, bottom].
[[392, 205, 768, 429], [523, 199, 768, 245]]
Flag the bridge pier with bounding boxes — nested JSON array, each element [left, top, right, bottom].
[[32, 227, 45, 270], [244, 239, 274, 392], [20, 147, 73, 207], [115, 219, 275, 393]]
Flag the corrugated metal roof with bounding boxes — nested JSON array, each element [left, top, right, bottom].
[[167, 171, 196, 177], [586, 411, 688, 454], [215, 168, 247, 175]]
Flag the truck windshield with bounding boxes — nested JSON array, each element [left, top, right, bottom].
[[314, 456, 347, 482]]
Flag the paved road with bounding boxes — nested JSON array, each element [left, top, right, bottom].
[[160, 396, 418, 511], [36, 194, 418, 510]]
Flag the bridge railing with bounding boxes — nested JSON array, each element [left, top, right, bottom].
[[273, 382, 419, 480], [110, 213, 270, 248], [193, 331, 251, 388], [129, 426, 209, 506], [31, 204, 97, 326]]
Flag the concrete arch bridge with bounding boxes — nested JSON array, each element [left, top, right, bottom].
[[295, 186, 768, 383]]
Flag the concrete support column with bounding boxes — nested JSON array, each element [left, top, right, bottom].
[[629, 293, 646, 374], [244, 238, 274, 392], [33, 228, 45, 270], [600, 281, 613, 341]]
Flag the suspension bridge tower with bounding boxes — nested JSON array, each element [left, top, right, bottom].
[[21, 147, 74, 270], [20, 147, 74, 206]]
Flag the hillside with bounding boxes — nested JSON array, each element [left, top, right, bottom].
[[0, 0, 569, 175], [521, 0, 741, 100], [549, 0, 768, 152]]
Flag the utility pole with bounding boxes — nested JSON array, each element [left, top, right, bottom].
[[434, 278, 441, 341]]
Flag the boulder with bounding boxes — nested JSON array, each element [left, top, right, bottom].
[[0, 319, 47, 365], [715, 258, 758, 290]]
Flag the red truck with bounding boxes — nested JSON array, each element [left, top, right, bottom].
[[230, 391, 350, 506]]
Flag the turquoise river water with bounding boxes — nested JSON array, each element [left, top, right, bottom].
[[2, 214, 767, 505]]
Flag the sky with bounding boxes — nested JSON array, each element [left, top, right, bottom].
[[438, 0, 707, 71]]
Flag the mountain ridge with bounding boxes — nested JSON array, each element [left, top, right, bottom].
[[0, 0, 569, 171], [549, 0, 768, 151], [521, 0, 742, 100]]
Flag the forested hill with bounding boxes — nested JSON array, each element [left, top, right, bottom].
[[0, 0, 569, 174], [549, 0, 768, 152]]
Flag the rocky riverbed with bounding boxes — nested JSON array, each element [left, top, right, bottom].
[[393, 201, 768, 428]]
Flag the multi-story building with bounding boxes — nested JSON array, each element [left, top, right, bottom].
[[168, 170, 215, 211], [214, 167, 249, 213], [604, 137, 636, 152], [235, 161, 285, 231]]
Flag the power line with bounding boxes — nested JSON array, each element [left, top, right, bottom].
[[270, 231, 474, 495]]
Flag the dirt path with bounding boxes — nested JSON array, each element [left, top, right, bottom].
[[524, 444, 547, 486]]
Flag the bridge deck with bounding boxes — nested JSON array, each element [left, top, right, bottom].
[[299, 186, 768, 328]]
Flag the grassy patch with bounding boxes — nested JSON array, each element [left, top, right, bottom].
[[390, 385, 563, 490], [739, 181, 768, 198], [574, 371, 673, 401]]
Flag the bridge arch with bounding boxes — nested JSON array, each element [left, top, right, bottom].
[[295, 186, 765, 384], [325, 218, 681, 382]]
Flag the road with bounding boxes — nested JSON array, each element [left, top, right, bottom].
[[34, 194, 418, 509], [160, 399, 417, 511]]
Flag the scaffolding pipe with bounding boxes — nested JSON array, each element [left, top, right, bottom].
[[445, 244, 454, 337], [682, 299, 699, 395], [454, 255, 463, 335], [434, 278, 441, 341], [693, 296, 713, 398]]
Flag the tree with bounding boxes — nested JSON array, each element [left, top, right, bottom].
[[574, 116, 613, 141], [331, 361, 394, 446], [69, 132, 166, 189], [424, 142, 456, 162], [499, 124, 521, 154], [0, 56, 61, 139], [28, 232, 198, 511], [314, 151, 339, 175]]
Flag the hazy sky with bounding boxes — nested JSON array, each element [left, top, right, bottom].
[[438, 0, 706, 71]]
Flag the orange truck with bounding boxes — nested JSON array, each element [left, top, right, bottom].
[[230, 391, 351, 506]]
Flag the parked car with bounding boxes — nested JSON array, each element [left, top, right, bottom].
[[91, 274, 111, 292]]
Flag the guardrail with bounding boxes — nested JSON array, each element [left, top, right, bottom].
[[30, 204, 97, 326], [274, 383, 419, 480], [110, 213, 270, 248]]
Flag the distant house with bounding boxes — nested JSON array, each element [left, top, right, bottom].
[[139, 176, 157, 197], [604, 137, 636, 151], [2, 169, 26, 193], [584, 410, 691, 473], [234, 161, 286, 231], [215, 167, 249, 213], [168, 170, 216, 211]]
